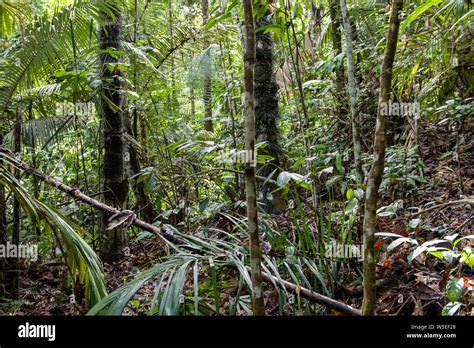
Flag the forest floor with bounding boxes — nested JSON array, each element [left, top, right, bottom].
[[3, 120, 473, 316]]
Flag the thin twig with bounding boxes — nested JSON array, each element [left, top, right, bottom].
[[407, 199, 473, 217]]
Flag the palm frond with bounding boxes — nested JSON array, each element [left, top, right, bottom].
[[0, 156, 106, 308], [87, 255, 195, 315], [3, 115, 82, 147], [0, 0, 116, 118], [0, 0, 33, 38]]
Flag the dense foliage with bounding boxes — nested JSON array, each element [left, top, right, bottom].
[[0, 0, 472, 316]]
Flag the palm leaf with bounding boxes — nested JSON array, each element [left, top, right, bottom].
[[3, 115, 82, 147], [0, 161, 106, 308], [87, 256, 195, 315], [0, 0, 116, 118]]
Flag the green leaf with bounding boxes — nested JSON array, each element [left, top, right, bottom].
[[387, 237, 418, 253], [292, 3, 302, 19], [126, 90, 139, 101], [376, 203, 398, 217], [446, 278, 465, 302], [335, 153, 344, 173], [408, 245, 426, 264], [144, 175, 157, 194], [400, 0, 443, 34], [256, 23, 282, 37], [427, 250, 445, 260], [199, 197, 210, 212], [442, 302, 462, 316], [460, 248, 474, 268], [353, 189, 365, 200], [454, 235, 474, 247], [346, 188, 354, 201], [408, 218, 422, 230], [276, 171, 291, 186], [131, 300, 140, 309], [345, 198, 358, 214]]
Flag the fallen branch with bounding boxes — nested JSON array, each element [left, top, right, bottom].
[[0, 146, 182, 244], [407, 198, 474, 217], [250, 266, 361, 316]]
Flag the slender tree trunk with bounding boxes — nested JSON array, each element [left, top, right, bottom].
[[189, 85, 196, 118], [187, 1, 196, 119], [98, 2, 129, 263], [169, 0, 178, 109], [340, 0, 363, 183], [362, 0, 403, 316], [255, 3, 285, 213], [202, 0, 213, 132], [8, 107, 22, 299], [125, 110, 156, 223], [242, 0, 265, 316], [285, 5, 310, 130], [0, 134, 7, 299], [329, 0, 346, 111], [217, 31, 240, 194], [127, 0, 155, 223], [233, 7, 245, 51]]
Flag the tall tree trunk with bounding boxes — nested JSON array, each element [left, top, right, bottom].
[[255, 3, 285, 213], [329, 0, 346, 113], [8, 106, 22, 299], [168, 0, 177, 109], [233, 7, 245, 51], [202, 0, 213, 132], [98, 2, 129, 263], [340, 0, 363, 183], [187, 1, 196, 119], [242, 0, 265, 316], [362, 0, 403, 316], [0, 134, 7, 299]]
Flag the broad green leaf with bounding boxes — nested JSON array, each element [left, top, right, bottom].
[[400, 0, 443, 34], [408, 245, 426, 264], [387, 237, 418, 252], [276, 171, 291, 186], [446, 278, 465, 302], [442, 302, 462, 316], [144, 175, 157, 194], [345, 198, 358, 214], [408, 218, 422, 230], [346, 188, 354, 201]]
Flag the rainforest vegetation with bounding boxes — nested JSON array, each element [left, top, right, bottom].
[[0, 0, 472, 317]]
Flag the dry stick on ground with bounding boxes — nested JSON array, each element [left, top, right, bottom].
[[407, 199, 474, 217], [362, 0, 403, 316], [253, 267, 361, 316], [1, 146, 360, 315]]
